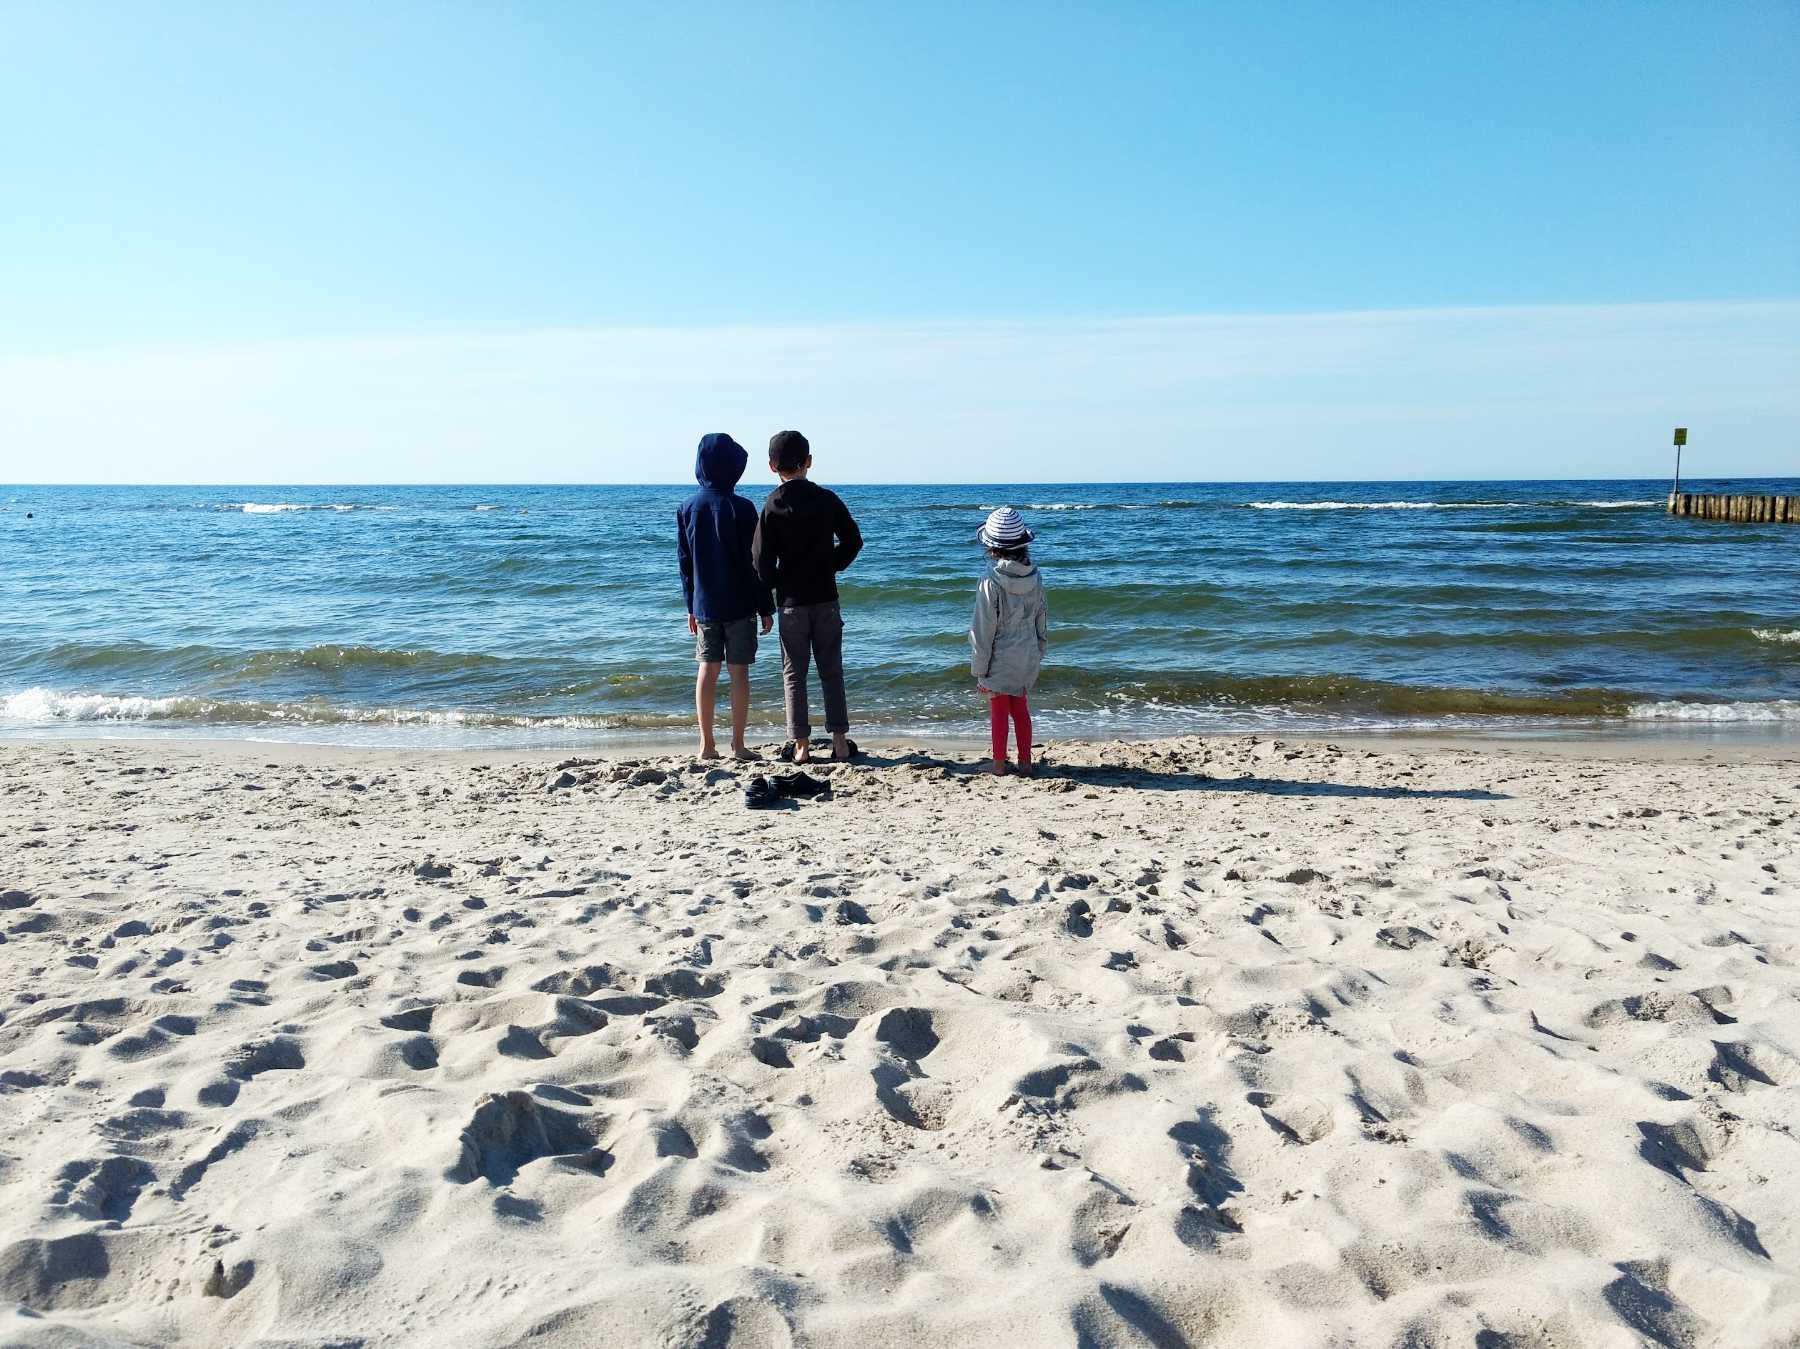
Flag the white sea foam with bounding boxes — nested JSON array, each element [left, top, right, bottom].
[[972, 502, 1167, 514], [979, 502, 1105, 512], [1250, 501, 1440, 510], [1753, 628, 1800, 644], [230, 503, 388, 514], [0, 687, 666, 731], [1246, 499, 1657, 511], [1627, 699, 1800, 722], [2, 688, 185, 721]]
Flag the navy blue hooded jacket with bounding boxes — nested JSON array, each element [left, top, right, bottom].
[[677, 434, 773, 624]]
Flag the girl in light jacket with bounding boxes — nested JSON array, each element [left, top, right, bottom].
[[970, 507, 1049, 776]]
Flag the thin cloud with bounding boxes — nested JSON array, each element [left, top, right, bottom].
[[2, 300, 1794, 483]]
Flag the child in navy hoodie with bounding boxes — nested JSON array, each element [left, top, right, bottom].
[[678, 433, 774, 759]]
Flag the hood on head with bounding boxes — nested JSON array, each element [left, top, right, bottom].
[[695, 433, 748, 490]]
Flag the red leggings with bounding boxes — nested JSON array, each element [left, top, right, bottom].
[[989, 693, 1033, 763]]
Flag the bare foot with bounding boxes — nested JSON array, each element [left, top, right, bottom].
[[732, 746, 759, 762], [698, 745, 721, 761], [831, 735, 852, 761], [794, 741, 812, 764], [1016, 760, 1035, 777], [990, 759, 1009, 776]]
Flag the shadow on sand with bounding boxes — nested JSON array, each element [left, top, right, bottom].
[[856, 750, 1509, 802]]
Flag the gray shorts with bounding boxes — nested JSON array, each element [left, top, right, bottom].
[[695, 616, 757, 665]]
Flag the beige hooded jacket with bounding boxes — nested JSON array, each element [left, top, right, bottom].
[[970, 558, 1048, 696]]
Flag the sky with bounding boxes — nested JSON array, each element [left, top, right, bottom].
[[2, 1, 1796, 483]]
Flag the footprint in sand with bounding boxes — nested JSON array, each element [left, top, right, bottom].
[[530, 964, 628, 997], [1247, 1091, 1335, 1145], [1706, 1037, 1796, 1092], [197, 1036, 305, 1106], [447, 1090, 610, 1186], [48, 1156, 156, 1222]]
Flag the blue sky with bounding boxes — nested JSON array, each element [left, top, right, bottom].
[[2, 2, 1796, 481]]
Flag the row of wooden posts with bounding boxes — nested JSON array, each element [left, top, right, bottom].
[[1667, 492, 1800, 524]]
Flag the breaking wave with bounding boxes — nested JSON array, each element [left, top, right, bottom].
[[1627, 699, 1800, 722], [228, 502, 394, 514], [0, 687, 682, 731], [8, 677, 1798, 736], [1246, 500, 1658, 511]]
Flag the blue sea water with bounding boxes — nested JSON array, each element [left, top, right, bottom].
[[2, 480, 1798, 746]]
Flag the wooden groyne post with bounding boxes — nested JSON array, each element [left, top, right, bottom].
[[1667, 492, 1799, 523], [1664, 426, 1799, 523]]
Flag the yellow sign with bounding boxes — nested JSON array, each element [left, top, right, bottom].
[[1674, 427, 1688, 446]]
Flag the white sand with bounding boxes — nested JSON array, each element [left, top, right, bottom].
[[2, 734, 1797, 1347]]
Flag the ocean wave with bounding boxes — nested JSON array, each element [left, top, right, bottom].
[[978, 502, 1104, 512], [1627, 699, 1800, 722], [232, 645, 509, 675], [9, 678, 1800, 736], [1246, 500, 1657, 511], [1249, 501, 1439, 511], [1012, 501, 1196, 512], [917, 500, 1204, 514], [0, 687, 681, 730], [1753, 628, 1800, 644], [2, 689, 186, 722], [227, 503, 393, 514], [3, 641, 533, 684]]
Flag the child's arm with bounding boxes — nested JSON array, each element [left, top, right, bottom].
[[970, 580, 999, 687], [1035, 588, 1048, 660], [832, 495, 863, 573], [751, 503, 778, 591], [738, 499, 774, 629], [676, 507, 696, 628]]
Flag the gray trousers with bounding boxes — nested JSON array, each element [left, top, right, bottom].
[[777, 601, 848, 740]]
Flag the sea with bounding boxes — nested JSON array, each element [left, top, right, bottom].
[[3, 480, 1798, 748]]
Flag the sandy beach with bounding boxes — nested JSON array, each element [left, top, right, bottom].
[[2, 733, 1798, 1347]]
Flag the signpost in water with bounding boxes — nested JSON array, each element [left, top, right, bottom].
[[1667, 426, 1800, 522]]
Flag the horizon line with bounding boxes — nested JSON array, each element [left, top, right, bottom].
[[7, 475, 1795, 490]]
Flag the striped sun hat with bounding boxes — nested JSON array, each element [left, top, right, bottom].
[[978, 506, 1034, 548]]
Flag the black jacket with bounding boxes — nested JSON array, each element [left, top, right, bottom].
[[752, 478, 863, 607]]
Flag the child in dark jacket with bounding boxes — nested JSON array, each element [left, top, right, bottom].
[[678, 433, 774, 760], [752, 430, 863, 763]]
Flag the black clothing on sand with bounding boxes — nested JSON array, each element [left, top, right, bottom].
[[751, 479, 863, 608]]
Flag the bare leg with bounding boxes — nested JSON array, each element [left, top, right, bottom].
[[727, 663, 752, 757], [695, 662, 722, 759]]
